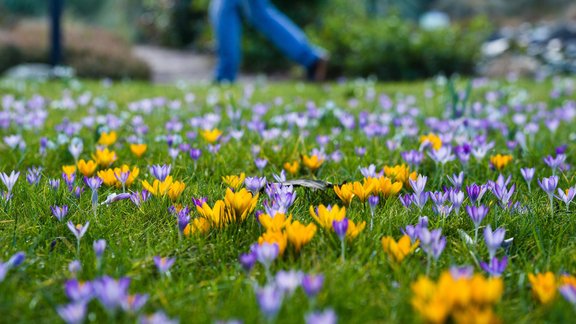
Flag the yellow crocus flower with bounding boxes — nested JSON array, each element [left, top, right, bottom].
[[142, 176, 173, 196], [352, 178, 377, 203], [77, 159, 97, 177], [489, 154, 513, 171], [333, 183, 354, 206], [381, 234, 419, 263], [196, 200, 227, 228], [184, 217, 211, 236], [168, 181, 186, 201], [309, 204, 346, 230], [201, 128, 223, 144], [420, 133, 442, 150], [259, 213, 292, 232], [98, 131, 117, 146], [258, 230, 288, 255], [62, 165, 76, 180], [345, 219, 366, 241], [92, 148, 117, 167], [377, 176, 403, 197], [286, 220, 316, 252], [130, 143, 147, 158], [97, 169, 117, 186], [224, 188, 258, 222], [222, 173, 246, 190], [283, 161, 300, 175], [528, 272, 556, 304], [302, 154, 324, 172]]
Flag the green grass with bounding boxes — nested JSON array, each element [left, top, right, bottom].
[[1, 77, 576, 323]]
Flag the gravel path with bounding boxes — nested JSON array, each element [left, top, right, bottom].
[[133, 45, 261, 84]]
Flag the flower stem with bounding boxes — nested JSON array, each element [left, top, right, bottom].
[[340, 239, 346, 262]]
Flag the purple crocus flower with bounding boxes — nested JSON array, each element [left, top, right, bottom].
[[520, 167, 535, 192], [368, 195, 379, 211], [93, 239, 107, 259], [51, 205, 69, 222], [189, 148, 202, 161], [418, 228, 446, 261], [401, 150, 424, 167], [430, 191, 448, 206], [0, 251, 25, 282], [409, 175, 427, 196], [68, 260, 82, 276], [402, 216, 429, 243], [121, 294, 149, 313], [0, 170, 19, 194], [480, 256, 508, 277], [254, 158, 268, 171], [332, 218, 348, 240], [412, 192, 429, 211], [149, 164, 171, 181], [466, 183, 487, 205], [245, 176, 267, 195], [559, 284, 576, 305], [57, 302, 87, 324], [101, 193, 131, 205], [484, 225, 506, 259], [360, 164, 380, 178], [255, 243, 279, 270], [26, 166, 42, 185], [557, 187, 576, 210], [427, 147, 455, 165], [138, 311, 178, 324], [153, 256, 175, 274], [65, 279, 94, 302], [466, 205, 489, 228], [448, 189, 464, 214], [256, 284, 284, 319], [305, 309, 337, 324], [302, 274, 324, 298], [447, 172, 464, 189], [192, 196, 208, 207], [398, 194, 413, 209], [449, 265, 474, 279], [543, 154, 566, 174], [275, 270, 303, 295], [49, 179, 61, 191], [239, 250, 257, 273], [538, 176, 559, 196], [67, 221, 89, 241], [92, 276, 131, 311], [84, 177, 103, 191]]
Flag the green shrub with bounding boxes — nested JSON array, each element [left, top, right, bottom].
[[310, 15, 490, 80], [6, 20, 150, 80]]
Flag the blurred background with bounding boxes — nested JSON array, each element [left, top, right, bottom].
[[0, 0, 574, 82]]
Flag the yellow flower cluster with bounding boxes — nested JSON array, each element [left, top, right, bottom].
[[142, 176, 186, 201], [381, 235, 418, 263], [257, 213, 317, 254], [92, 148, 117, 167], [309, 204, 365, 241], [334, 176, 403, 205], [489, 154, 513, 171], [411, 271, 503, 324], [195, 188, 258, 229], [383, 164, 418, 186]]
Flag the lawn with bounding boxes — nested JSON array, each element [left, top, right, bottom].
[[1, 76, 576, 323]]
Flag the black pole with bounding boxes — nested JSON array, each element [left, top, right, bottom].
[[50, 0, 63, 67]]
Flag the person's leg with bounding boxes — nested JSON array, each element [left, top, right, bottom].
[[242, 0, 324, 71], [210, 0, 242, 82]]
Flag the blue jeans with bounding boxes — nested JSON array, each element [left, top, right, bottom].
[[210, 0, 323, 82]]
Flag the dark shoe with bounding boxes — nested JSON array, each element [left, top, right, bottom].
[[306, 56, 329, 82]]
